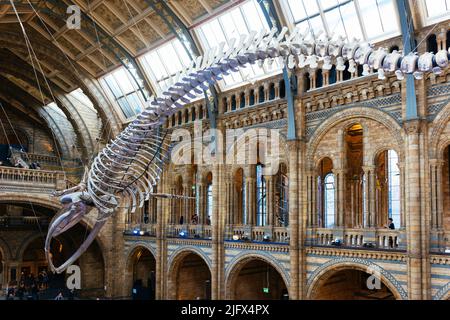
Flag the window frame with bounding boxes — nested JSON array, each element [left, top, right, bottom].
[[280, 0, 401, 43], [194, 0, 283, 91], [421, 0, 450, 26], [101, 67, 149, 121]]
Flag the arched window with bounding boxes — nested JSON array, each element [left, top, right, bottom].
[[276, 163, 289, 227], [343, 61, 351, 81], [279, 80, 286, 98], [387, 150, 400, 228], [240, 92, 245, 109], [231, 95, 237, 111], [269, 83, 275, 100], [256, 163, 267, 226], [304, 73, 311, 92], [427, 34, 438, 53], [171, 115, 175, 127], [316, 69, 323, 88], [191, 108, 196, 122], [329, 65, 337, 85], [324, 173, 335, 228], [249, 89, 255, 106], [258, 86, 265, 103]]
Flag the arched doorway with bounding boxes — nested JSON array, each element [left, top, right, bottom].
[[169, 252, 211, 300], [310, 268, 397, 300], [227, 258, 288, 300], [126, 247, 156, 300], [21, 223, 105, 299]]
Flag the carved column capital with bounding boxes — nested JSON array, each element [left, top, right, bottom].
[[403, 119, 422, 135]]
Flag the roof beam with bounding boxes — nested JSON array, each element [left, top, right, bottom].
[[198, 0, 213, 14], [395, 0, 418, 120], [42, 0, 156, 98]]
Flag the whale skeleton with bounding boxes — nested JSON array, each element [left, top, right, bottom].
[[45, 26, 450, 274]]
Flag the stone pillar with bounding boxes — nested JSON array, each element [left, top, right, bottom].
[[211, 159, 226, 299], [197, 183, 205, 224], [404, 120, 426, 300], [362, 166, 371, 228], [274, 83, 280, 99], [430, 159, 445, 251], [156, 172, 167, 300], [288, 140, 299, 299], [244, 90, 250, 107], [245, 175, 256, 226]]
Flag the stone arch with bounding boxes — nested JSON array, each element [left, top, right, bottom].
[[225, 251, 290, 299], [307, 107, 404, 164], [167, 246, 212, 300], [0, 193, 61, 210], [430, 100, 450, 159], [314, 156, 336, 172], [306, 258, 407, 300], [434, 283, 450, 300], [124, 243, 157, 298], [371, 145, 403, 166]]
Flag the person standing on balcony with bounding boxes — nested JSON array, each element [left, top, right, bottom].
[[387, 218, 395, 230], [179, 215, 184, 225]]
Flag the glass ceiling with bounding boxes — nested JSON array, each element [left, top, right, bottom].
[[195, 0, 282, 90], [284, 0, 400, 42], [99, 0, 443, 119], [140, 39, 192, 95], [424, 0, 450, 24]]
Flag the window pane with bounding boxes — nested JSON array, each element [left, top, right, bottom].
[[285, 0, 399, 41], [139, 39, 191, 93], [425, 0, 448, 18], [195, 0, 281, 89], [114, 68, 134, 94]]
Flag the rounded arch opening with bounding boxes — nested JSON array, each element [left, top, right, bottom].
[[309, 266, 399, 300], [226, 256, 288, 300], [126, 246, 156, 300], [168, 251, 211, 300]]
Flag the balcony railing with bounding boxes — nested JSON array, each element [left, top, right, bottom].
[[0, 166, 66, 193], [312, 227, 404, 250], [227, 225, 290, 244], [166, 224, 212, 239]]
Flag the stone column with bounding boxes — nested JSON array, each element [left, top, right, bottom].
[[266, 175, 274, 226], [288, 140, 299, 299], [197, 183, 206, 224], [369, 168, 377, 227], [362, 166, 371, 228], [404, 120, 426, 300], [246, 176, 256, 226], [156, 172, 167, 299], [274, 83, 280, 99]]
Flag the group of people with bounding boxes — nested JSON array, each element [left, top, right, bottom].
[[5, 271, 49, 300]]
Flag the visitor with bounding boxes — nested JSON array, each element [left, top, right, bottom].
[[387, 218, 395, 230], [179, 215, 184, 225], [191, 213, 198, 225], [206, 216, 211, 225]]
